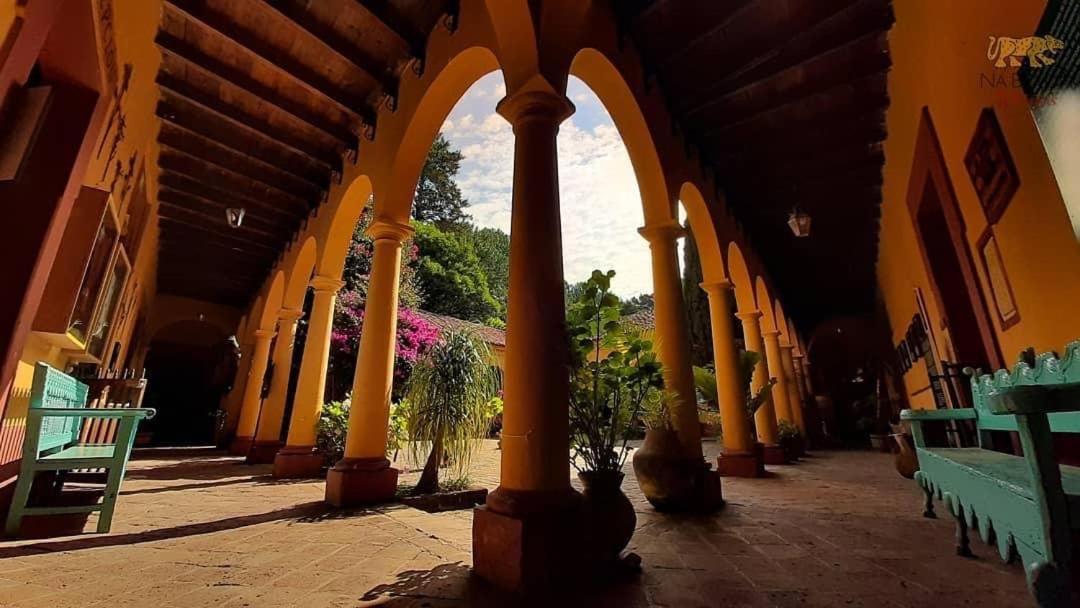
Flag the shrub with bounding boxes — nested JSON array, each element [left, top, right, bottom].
[[316, 398, 351, 466]]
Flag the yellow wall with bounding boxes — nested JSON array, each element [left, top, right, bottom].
[[878, 0, 1080, 409]]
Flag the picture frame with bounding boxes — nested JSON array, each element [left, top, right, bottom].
[[964, 108, 1020, 225], [976, 227, 1020, 330]]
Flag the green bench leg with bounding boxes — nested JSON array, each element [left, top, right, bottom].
[[922, 485, 936, 519], [3, 471, 35, 537]]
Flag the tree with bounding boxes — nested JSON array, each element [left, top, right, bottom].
[[413, 133, 469, 227], [682, 223, 713, 366], [413, 222, 500, 323], [620, 293, 654, 316], [470, 226, 510, 318]]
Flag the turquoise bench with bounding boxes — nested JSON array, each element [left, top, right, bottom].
[[901, 343, 1080, 607], [4, 363, 155, 537]]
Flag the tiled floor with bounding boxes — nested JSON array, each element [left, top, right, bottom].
[[0, 442, 1031, 607]]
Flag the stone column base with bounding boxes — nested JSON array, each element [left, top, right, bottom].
[[472, 488, 584, 593], [716, 450, 764, 478], [325, 457, 398, 507], [273, 446, 324, 478], [245, 440, 283, 465], [762, 444, 789, 465], [229, 435, 254, 456]]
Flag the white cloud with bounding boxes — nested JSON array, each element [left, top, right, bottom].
[[443, 74, 657, 297]]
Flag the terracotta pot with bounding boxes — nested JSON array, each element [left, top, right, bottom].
[[632, 429, 699, 511], [579, 470, 635, 561], [893, 433, 919, 479], [869, 433, 891, 453]]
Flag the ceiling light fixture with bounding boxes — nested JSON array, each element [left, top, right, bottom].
[[225, 207, 245, 229], [787, 206, 811, 238]]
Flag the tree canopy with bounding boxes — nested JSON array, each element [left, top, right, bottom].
[[412, 133, 469, 227], [413, 222, 501, 324]]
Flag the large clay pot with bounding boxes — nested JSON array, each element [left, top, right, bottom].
[[579, 470, 636, 562], [632, 429, 699, 511]]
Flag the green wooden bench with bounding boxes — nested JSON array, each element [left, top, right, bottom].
[[4, 363, 155, 537], [901, 342, 1080, 607]]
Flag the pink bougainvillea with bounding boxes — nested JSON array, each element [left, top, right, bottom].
[[327, 289, 440, 400]]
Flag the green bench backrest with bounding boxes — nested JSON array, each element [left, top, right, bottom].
[[970, 341, 1080, 433], [29, 363, 89, 453]]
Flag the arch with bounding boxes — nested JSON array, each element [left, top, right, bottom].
[[320, 175, 373, 279], [245, 296, 263, 340], [774, 299, 791, 345], [569, 48, 671, 226], [235, 314, 248, 341], [256, 271, 285, 332], [755, 277, 777, 333], [677, 183, 725, 284], [479, 0, 539, 92], [726, 242, 755, 312], [283, 236, 317, 310], [378, 46, 501, 221]]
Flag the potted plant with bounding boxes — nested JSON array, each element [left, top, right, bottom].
[[568, 270, 662, 561], [400, 329, 501, 511], [692, 365, 721, 438], [778, 419, 804, 460], [633, 388, 706, 511]]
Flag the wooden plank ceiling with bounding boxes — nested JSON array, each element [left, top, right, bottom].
[[617, 0, 894, 329], [153, 0, 451, 306]]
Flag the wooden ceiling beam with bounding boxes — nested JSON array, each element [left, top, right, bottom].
[[159, 227, 275, 263], [157, 69, 344, 168], [156, 34, 357, 147], [701, 71, 889, 141], [158, 184, 294, 234], [157, 260, 267, 285], [257, 0, 399, 94], [156, 270, 261, 295], [349, 0, 427, 59], [158, 197, 291, 244], [158, 171, 301, 224], [158, 144, 313, 215], [158, 120, 324, 202], [723, 144, 885, 186], [708, 108, 886, 158], [673, 0, 894, 112], [164, 0, 370, 124], [684, 30, 890, 123], [158, 213, 282, 254], [157, 82, 334, 182]]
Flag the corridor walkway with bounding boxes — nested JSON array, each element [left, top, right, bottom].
[[0, 444, 1029, 607]]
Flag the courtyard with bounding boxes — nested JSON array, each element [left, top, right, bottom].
[[0, 444, 1030, 607]]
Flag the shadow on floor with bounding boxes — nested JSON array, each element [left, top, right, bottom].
[[124, 456, 261, 482], [120, 473, 318, 496], [0, 500, 407, 558]]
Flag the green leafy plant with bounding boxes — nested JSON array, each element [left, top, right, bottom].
[[482, 395, 504, 437], [692, 365, 717, 405], [739, 350, 777, 419], [641, 388, 677, 431], [567, 270, 665, 474], [404, 329, 501, 494], [316, 398, 351, 466], [778, 419, 802, 441], [387, 400, 411, 462]]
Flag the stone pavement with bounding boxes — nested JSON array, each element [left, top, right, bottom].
[[0, 442, 1032, 607]]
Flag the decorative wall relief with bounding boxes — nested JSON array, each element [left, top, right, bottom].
[[964, 108, 1020, 224], [976, 227, 1021, 330]]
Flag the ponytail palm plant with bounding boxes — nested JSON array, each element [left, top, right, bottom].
[[404, 329, 501, 494]]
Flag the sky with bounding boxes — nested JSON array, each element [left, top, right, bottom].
[[439, 72, 668, 297]]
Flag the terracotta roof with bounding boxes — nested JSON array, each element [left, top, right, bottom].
[[622, 309, 655, 330], [414, 310, 506, 347]]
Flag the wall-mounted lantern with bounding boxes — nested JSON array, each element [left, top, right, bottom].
[[787, 207, 811, 238], [225, 207, 245, 228]]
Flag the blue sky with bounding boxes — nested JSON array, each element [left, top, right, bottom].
[[440, 72, 664, 297]]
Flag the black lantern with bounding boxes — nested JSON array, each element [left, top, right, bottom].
[[225, 207, 245, 228], [787, 207, 811, 237]]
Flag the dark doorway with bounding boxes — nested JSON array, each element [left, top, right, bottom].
[[907, 109, 1003, 373], [142, 321, 228, 446]]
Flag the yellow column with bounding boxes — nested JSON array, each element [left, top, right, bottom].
[[248, 308, 304, 463], [701, 281, 759, 477], [762, 330, 794, 425], [799, 355, 814, 398], [781, 344, 807, 436], [220, 339, 253, 443], [474, 87, 578, 592], [639, 221, 702, 459], [230, 329, 274, 455], [736, 311, 780, 448], [274, 276, 344, 478], [325, 219, 412, 506]]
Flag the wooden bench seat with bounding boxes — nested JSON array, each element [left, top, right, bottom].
[[901, 343, 1080, 607]]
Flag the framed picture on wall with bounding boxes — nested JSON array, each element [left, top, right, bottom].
[[976, 227, 1020, 330], [964, 108, 1020, 225]]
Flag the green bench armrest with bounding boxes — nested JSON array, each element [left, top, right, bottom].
[[986, 382, 1080, 416], [900, 408, 977, 422], [28, 407, 156, 420]]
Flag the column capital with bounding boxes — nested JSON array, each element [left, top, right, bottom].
[[310, 276, 346, 294], [735, 310, 763, 322], [278, 308, 305, 322], [698, 280, 733, 296], [253, 329, 276, 341], [366, 218, 414, 243], [780, 342, 795, 351], [762, 329, 781, 339], [639, 221, 686, 245], [496, 88, 575, 126], [792, 353, 805, 360]]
